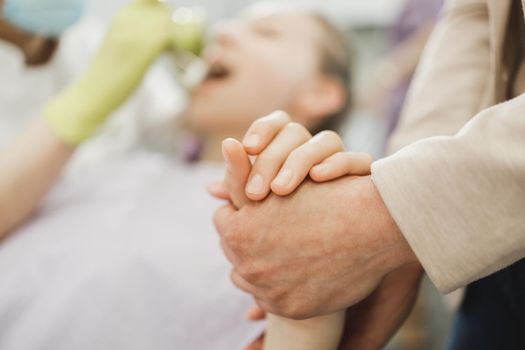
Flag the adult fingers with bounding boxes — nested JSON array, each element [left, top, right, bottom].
[[253, 297, 279, 315], [242, 111, 291, 155], [310, 152, 373, 182], [207, 181, 230, 201], [245, 122, 311, 200], [222, 138, 252, 208], [213, 204, 237, 237], [220, 239, 240, 266], [231, 270, 260, 296], [270, 130, 345, 196], [246, 304, 267, 320]]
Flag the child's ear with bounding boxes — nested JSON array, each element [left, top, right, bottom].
[[293, 75, 347, 126]]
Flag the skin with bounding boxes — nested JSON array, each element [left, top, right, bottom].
[[0, 3, 423, 348], [243, 263, 424, 350], [220, 123, 348, 350], [212, 115, 423, 349], [0, 0, 58, 65], [0, 8, 345, 239], [213, 176, 423, 349], [0, 120, 73, 240], [214, 174, 419, 318], [183, 10, 346, 160], [210, 113, 423, 349], [0, 0, 173, 239], [1, 5, 419, 348]]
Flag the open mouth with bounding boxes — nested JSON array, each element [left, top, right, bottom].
[[204, 62, 232, 82]]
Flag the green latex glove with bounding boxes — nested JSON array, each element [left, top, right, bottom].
[[171, 7, 206, 56], [44, 0, 204, 145]]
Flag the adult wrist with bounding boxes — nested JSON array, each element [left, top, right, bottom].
[[355, 176, 420, 273]]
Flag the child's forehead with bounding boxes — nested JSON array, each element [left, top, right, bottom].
[[239, 2, 306, 18], [238, 7, 322, 37]]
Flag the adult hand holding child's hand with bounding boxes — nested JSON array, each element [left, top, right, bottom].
[[210, 111, 423, 350]]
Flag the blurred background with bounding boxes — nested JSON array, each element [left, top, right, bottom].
[[84, 0, 419, 159], [1, 0, 457, 348], [88, 1, 456, 348]]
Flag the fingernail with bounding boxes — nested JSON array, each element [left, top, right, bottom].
[[243, 134, 261, 148], [313, 164, 329, 174], [273, 169, 293, 188], [246, 173, 265, 195]]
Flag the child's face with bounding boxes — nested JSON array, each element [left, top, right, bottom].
[[183, 10, 325, 136]]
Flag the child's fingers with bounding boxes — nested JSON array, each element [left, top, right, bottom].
[[242, 110, 291, 155], [222, 138, 253, 209], [270, 130, 345, 196], [207, 181, 231, 200], [310, 152, 373, 182], [245, 122, 311, 201]]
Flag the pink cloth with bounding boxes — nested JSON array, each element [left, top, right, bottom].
[[0, 152, 263, 350]]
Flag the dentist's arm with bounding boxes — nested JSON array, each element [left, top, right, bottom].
[[0, 0, 177, 239], [0, 120, 73, 239]]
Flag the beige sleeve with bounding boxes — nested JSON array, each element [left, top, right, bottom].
[[372, 0, 525, 293], [372, 96, 525, 293], [388, 0, 492, 153]]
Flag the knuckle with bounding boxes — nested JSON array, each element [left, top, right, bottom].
[[265, 284, 285, 302], [240, 264, 263, 284], [230, 271, 245, 289], [223, 230, 238, 247], [212, 208, 227, 233], [226, 231, 246, 251], [280, 299, 310, 320], [219, 221, 242, 247]]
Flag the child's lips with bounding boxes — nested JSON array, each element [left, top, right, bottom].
[[194, 74, 231, 95], [205, 62, 232, 81]]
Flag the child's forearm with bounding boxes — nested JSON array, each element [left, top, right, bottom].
[[0, 118, 74, 239], [264, 311, 346, 350]]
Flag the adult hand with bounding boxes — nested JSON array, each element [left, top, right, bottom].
[[214, 174, 418, 319], [242, 262, 423, 350], [338, 262, 423, 349]]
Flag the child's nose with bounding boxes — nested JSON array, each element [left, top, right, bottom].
[[213, 21, 241, 47]]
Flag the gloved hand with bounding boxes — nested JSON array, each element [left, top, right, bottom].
[[44, 0, 203, 145]]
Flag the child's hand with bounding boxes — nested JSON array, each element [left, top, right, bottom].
[[208, 110, 373, 350], [208, 110, 372, 208], [241, 111, 372, 197]]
